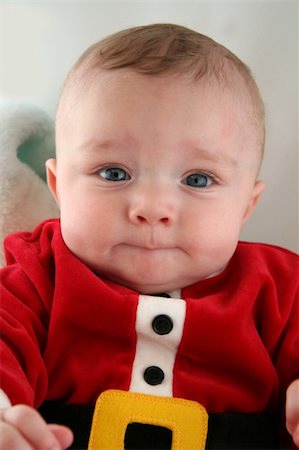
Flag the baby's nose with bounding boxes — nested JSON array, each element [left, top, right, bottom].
[[132, 212, 172, 226], [128, 189, 177, 226]]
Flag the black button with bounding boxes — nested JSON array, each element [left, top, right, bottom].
[[152, 315, 173, 335], [143, 366, 165, 385]]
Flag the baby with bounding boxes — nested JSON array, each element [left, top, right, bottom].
[[0, 23, 298, 450]]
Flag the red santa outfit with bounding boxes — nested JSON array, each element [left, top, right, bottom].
[[0, 219, 298, 419]]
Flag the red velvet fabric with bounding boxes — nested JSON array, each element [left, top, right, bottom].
[[1, 219, 298, 419]]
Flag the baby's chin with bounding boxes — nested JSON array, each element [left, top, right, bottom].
[[104, 263, 228, 295], [83, 249, 228, 294]]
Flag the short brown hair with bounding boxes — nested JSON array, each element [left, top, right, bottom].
[[60, 23, 265, 159]]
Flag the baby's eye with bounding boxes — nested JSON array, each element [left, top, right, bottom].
[[99, 167, 131, 182], [181, 173, 213, 188]]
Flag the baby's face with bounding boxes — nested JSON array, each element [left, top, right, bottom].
[[48, 70, 264, 293]]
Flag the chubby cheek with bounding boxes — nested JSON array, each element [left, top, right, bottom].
[[186, 206, 243, 262], [59, 215, 111, 270], [58, 191, 117, 258], [60, 183, 119, 227]]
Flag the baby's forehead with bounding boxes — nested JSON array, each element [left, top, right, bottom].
[[66, 66, 261, 135], [65, 64, 250, 107], [57, 69, 263, 171]]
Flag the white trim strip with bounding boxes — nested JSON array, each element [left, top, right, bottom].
[[129, 295, 186, 397]]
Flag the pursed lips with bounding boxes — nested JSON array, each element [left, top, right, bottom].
[[129, 242, 174, 251], [124, 227, 175, 250]]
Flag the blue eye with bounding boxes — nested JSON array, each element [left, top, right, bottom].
[[99, 167, 130, 182], [182, 173, 213, 188]]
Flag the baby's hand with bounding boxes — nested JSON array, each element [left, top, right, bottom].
[[286, 379, 299, 448], [0, 404, 73, 450]]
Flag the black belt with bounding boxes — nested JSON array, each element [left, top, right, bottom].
[[39, 401, 281, 450]]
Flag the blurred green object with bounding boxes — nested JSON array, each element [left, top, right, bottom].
[[17, 116, 55, 182]]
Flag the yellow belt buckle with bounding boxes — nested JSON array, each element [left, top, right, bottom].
[[87, 389, 208, 449]]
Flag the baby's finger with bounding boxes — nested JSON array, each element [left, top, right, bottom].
[[48, 424, 74, 449], [2, 405, 61, 450], [292, 424, 299, 448], [0, 420, 34, 450], [286, 380, 299, 435]]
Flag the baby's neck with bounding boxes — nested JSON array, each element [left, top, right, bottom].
[[143, 289, 182, 299]]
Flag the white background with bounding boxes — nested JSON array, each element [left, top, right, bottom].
[[0, 0, 298, 252]]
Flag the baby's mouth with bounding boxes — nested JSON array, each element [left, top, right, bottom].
[[132, 229, 174, 251], [128, 241, 174, 251]]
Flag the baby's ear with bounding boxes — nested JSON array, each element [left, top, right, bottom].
[[242, 180, 265, 225], [46, 159, 60, 207]]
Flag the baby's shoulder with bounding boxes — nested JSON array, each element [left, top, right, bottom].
[[236, 241, 299, 282], [3, 218, 61, 267], [238, 240, 298, 259]]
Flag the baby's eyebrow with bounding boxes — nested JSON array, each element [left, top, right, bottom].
[[78, 134, 138, 153], [188, 145, 239, 168], [78, 139, 115, 152], [77, 138, 239, 168]]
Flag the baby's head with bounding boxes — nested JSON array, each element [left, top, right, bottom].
[[57, 23, 265, 160], [47, 23, 265, 293]]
